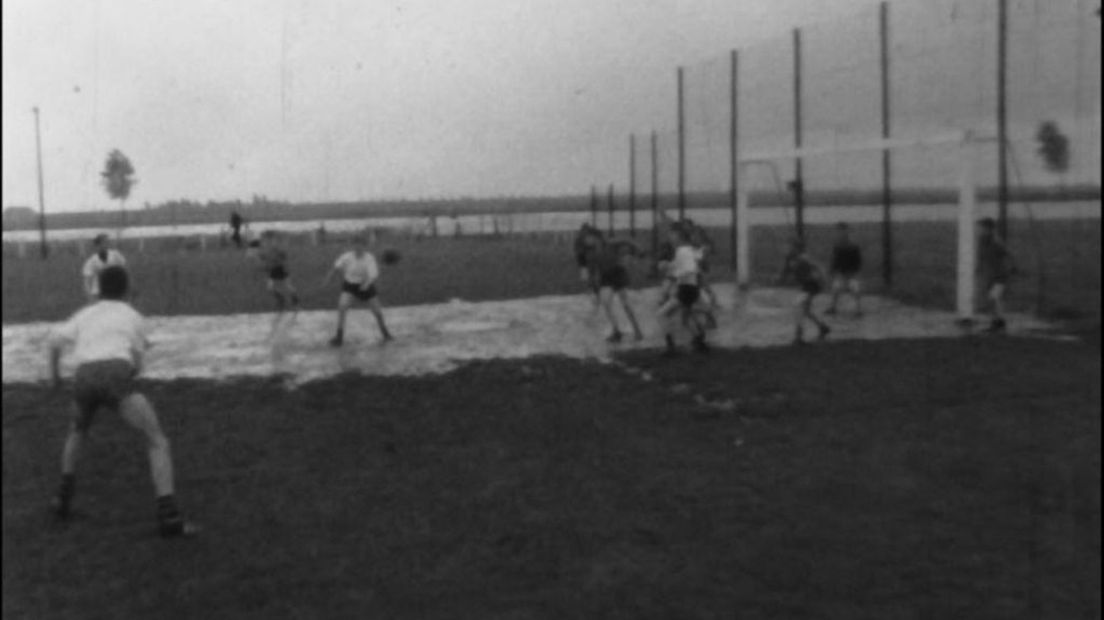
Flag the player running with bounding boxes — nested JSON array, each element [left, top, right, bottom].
[[574, 223, 605, 307], [322, 234, 394, 347], [658, 226, 710, 355], [256, 230, 300, 337], [778, 238, 831, 345], [589, 236, 644, 343], [977, 217, 1016, 333], [826, 222, 864, 317], [48, 265, 198, 538], [81, 233, 127, 301]]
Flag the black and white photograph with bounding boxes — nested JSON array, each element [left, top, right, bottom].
[[2, 0, 1100, 617]]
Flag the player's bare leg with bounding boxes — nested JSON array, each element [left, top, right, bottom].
[[849, 279, 863, 317], [984, 284, 1007, 333], [119, 393, 197, 537], [827, 278, 842, 315], [657, 297, 681, 355], [600, 288, 623, 342], [801, 295, 830, 342], [53, 407, 88, 519], [616, 289, 644, 341], [330, 294, 353, 346], [367, 298, 394, 342]]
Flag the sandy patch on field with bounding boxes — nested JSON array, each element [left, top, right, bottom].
[[2, 284, 1057, 386]]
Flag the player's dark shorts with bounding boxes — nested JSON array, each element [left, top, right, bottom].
[[248, 239, 261, 249], [268, 265, 289, 281], [599, 265, 629, 291], [800, 280, 823, 296], [342, 280, 378, 301], [575, 252, 588, 268], [677, 284, 701, 308], [73, 359, 138, 431]]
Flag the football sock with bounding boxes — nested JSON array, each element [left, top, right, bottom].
[[156, 495, 181, 522], [54, 474, 75, 516]]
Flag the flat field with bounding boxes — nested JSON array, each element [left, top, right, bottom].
[[2, 217, 1100, 335], [3, 337, 1100, 618]]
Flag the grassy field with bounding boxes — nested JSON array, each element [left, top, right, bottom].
[[2, 217, 1100, 336], [3, 336, 1099, 618]]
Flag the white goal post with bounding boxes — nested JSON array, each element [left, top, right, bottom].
[[735, 130, 987, 321]]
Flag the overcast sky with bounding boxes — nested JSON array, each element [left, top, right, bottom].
[[3, 0, 943, 212]]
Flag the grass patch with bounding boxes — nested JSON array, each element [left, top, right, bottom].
[[4, 337, 1099, 618]]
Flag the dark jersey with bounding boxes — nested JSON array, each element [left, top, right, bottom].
[[783, 251, 822, 289], [259, 246, 289, 278], [978, 236, 1010, 281], [831, 241, 862, 275]]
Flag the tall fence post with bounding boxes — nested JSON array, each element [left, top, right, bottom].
[[792, 28, 806, 241], [651, 131, 659, 260], [629, 134, 637, 238], [730, 49, 740, 274], [677, 66, 687, 220], [996, 0, 1010, 242], [607, 184, 615, 236], [33, 107, 48, 259], [590, 185, 598, 227], [880, 1, 894, 288]]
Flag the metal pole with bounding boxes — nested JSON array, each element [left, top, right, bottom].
[[730, 49, 739, 273], [997, 0, 1009, 242], [33, 107, 47, 259], [793, 28, 806, 241], [880, 1, 893, 288], [651, 131, 659, 259], [677, 66, 686, 220], [629, 134, 637, 238], [590, 185, 597, 226], [607, 183, 614, 236]]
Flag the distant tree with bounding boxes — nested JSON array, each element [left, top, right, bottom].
[[101, 149, 137, 229], [1035, 121, 1070, 177]]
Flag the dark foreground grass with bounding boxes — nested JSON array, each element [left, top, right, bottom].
[[3, 336, 1099, 619]]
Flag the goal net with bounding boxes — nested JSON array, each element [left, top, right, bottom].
[[735, 130, 991, 321]]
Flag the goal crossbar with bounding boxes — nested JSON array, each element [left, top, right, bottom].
[[734, 130, 986, 320]]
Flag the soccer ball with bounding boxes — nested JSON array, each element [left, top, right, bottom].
[[381, 249, 402, 265]]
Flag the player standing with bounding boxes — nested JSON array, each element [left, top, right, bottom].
[[658, 227, 710, 355], [48, 266, 198, 538], [257, 230, 300, 336], [322, 234, 393, 347], [977, 217, 1016, 333], [81, 233, 127, 301], [590, 236, 644, 342], [778, 238, 831, 345], [826, 222, 864, 317]]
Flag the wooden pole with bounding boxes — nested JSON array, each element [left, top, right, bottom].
[[607, 184, 614, 236], [651, 131, 659, 259], [629, 134, 637, 238], [880, 1, 894, 288], [730, 50, 739, 273], [33, 107, 48, 259], [677, 66, 686, 220], [997, 0, 1010, 242], [793, 28, 806, 240]]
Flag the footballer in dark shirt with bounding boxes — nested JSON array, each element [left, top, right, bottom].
[[827, 222, 864, 317]]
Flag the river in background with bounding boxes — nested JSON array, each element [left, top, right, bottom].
[[1, 201, 1099, 244]]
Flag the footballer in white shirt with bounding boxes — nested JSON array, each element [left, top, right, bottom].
[[81, 234, 127, 300], [321, 234, 393, 346], [657, 226, 710, 355], [48, 265, 197, 538]]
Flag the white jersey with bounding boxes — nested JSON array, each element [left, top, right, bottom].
[[51, 300, 150, 369], [82, 249, 127, 296], [334, 251, 379, 286], [670, 245, 700, 285]]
